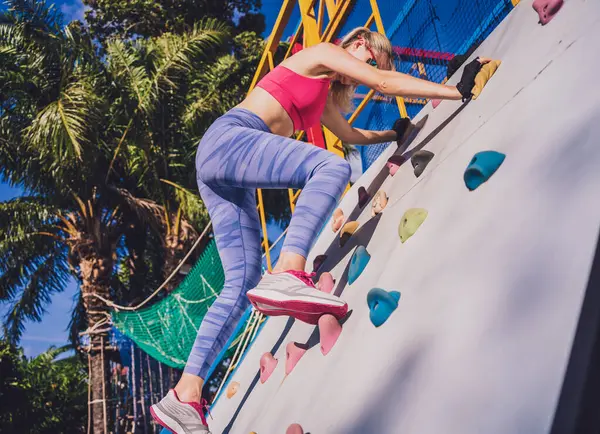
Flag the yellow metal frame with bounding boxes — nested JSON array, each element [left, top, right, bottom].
[[246, 0, 412, 271]]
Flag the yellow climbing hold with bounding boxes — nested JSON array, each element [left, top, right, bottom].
[[472, 60, 501, 100], [340, 221, 360, 247], [398, 209, 428, 243]]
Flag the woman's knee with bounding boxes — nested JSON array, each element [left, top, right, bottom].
[[317, 154, 351, 187]]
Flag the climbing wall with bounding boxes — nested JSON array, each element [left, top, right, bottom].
[[208, 0, 600, 432]]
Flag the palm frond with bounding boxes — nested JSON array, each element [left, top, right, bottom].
[[2, 245, 70, 343], [24, 77, 103, 159]]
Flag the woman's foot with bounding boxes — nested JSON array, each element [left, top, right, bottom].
[[150, 389, 210, 433], [246, 270, 348, 324]]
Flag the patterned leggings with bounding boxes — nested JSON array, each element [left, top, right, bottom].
[[184, 108, 351, 378]]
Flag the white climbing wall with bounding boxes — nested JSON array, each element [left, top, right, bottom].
[[208, 1, 600, 432]]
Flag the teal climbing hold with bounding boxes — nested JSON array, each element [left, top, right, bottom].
[[464, 151, 506, 191], [348, 246, 371, 285], [367, 288, 401, 327]]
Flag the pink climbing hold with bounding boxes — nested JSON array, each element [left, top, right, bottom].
[[259, 352, 278, 383], [387, 155, 405, 177], [318, 314, 342, 356], [532, 0, 563, 25], [318, 272, 335, 294], [285, 342, 307, 375], [432, 98, 442, 109], [286, 423, 304, 434]]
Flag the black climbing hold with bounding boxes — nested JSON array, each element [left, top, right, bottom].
[[411, 150, 434, 178], [358, 187, 370, 209]]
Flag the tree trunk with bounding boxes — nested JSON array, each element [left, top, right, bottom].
[[80, 254, 113, 434]]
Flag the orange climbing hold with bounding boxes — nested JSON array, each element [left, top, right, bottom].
[[371, 191, 388, 216], [259, 352, 278, 384], [331, 208, 344, 232], [226, 381, 239, 399], [319, 314, 342, 355]]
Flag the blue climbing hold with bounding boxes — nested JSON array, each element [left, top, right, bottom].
[[464, 150, 506, 191], [348, 246, 371, 285], [367, 288, 401, 327]]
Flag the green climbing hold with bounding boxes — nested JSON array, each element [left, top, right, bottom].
[[398, 208, 428, 243]]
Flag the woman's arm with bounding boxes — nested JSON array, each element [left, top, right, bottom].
[[320, 98, 396, 145], [314, 43, 463, 100]]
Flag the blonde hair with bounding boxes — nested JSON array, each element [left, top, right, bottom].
[[330, 27, 394, 113]]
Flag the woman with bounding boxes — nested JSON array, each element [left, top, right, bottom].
[[151, 27, 485, 433]]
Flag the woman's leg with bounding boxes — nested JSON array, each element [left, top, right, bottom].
[[197, 120, 352, 261]]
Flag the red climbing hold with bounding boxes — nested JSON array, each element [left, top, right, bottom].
[[286, 423, 304, 434], [318, 272, 335, 294], [259, 352, 278, 383], [285, 342, 307, 375], [432, 98, 442, 109], [318, 314, 342, 355], [533, 0, 563, 25]]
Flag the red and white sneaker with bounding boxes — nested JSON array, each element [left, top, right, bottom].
[[246, 270, 348, 325], [150, 389, 210, 433]]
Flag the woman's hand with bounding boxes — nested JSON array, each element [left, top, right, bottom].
[[456, 57, 491, 100]]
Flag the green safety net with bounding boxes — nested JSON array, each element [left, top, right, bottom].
[[112, 240, 227, 368]]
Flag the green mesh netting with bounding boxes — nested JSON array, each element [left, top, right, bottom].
[[112, 240, 226, 368]]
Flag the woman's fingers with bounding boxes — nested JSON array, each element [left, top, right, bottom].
[[478, 57, 493, 64]]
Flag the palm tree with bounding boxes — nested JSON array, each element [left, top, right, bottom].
[[0, 1, 229, 431]]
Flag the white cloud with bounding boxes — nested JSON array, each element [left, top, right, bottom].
[[61, 0, 89, 23]]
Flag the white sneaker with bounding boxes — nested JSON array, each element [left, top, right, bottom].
[[246, 270, 348, 325], [150, 390, 210, 433]]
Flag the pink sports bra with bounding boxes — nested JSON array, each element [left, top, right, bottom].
[[256, 65, 330, 131]]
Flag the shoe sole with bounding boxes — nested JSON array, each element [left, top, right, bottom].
[[247, 292, 347, 325], [150, 404, 181, 434]]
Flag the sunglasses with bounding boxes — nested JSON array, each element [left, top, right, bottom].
[[366, 46, 378, 69]]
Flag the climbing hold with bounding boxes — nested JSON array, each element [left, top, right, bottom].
[[431, 98, 442, 109], [371, 190, 388, 217], [386, 155, 406, 177], [318, 272, 335, 294], [226, 381, 240, 399], [286, 424, 304, 434], [533, 0, 563, 25], [332, 208, 344, 232], [411, 150, 435, 178], [318, 314, 342, 356], [348, 246, 371, 285], [398, 208, 428, 243], [472, 60, 501, 100], [312, 254, 327, 273], [339, 221, 359, 247], [285, 342, 307, 375], [463, 150, 506, 191], [358, 186, 370, 209], [367, 288, 401, 327], [259, 352, 278, 384]]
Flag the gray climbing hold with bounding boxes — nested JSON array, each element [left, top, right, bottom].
[[411, 150, 434, 178]]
